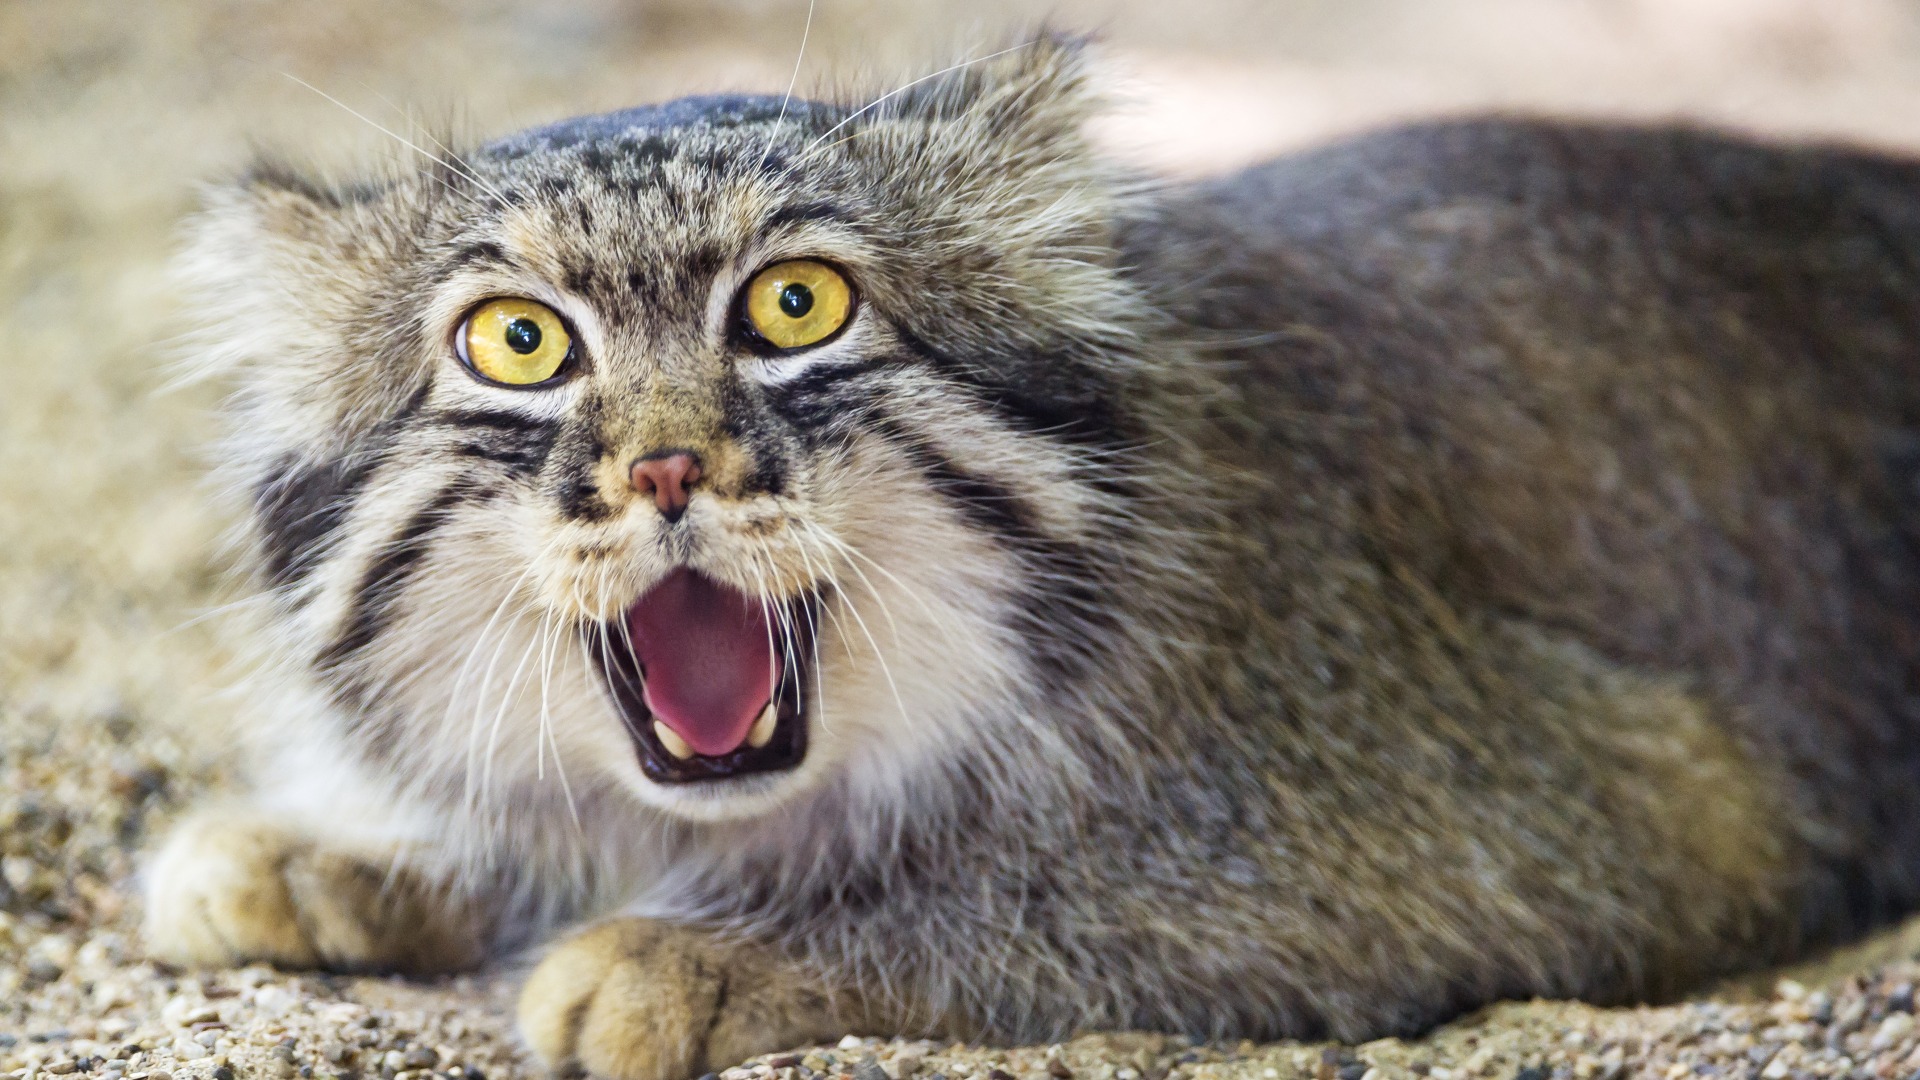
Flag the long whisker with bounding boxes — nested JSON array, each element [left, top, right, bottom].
[[800, 518, 959, 649], [538, 591, 585, 831], [743, 541, 810, 738], [274, 71, 511, 207], [455, 557, 546, 813], [793, 527, 909, 733], [759, 0, 818, 168], [344, 76, 504, 207], [798, 40, 1036, 162]]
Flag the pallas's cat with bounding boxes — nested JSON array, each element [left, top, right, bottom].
[[147, 37, 1920, 1079]]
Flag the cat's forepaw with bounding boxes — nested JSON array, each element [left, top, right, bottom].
[[519, 919, 843, 1080], [141, 811, 477, 974]]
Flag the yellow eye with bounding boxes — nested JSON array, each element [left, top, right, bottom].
[[743, 260, 853, 350], [459, 298, 573, 386]]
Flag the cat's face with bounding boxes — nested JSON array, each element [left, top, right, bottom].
[[183, 44, 1154, 825]]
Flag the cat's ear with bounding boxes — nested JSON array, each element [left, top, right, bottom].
[[172, 161, 429, 444], [884, 30, 1104, 163], [185, 161, 405, 291]]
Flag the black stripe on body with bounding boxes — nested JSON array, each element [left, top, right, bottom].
[[315, 482, 475, 675]]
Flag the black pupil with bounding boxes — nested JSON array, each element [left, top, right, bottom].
[[504, 318, 542, 355], [778, 282, 814, 319]]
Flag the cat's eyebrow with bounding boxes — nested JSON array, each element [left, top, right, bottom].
[[762, 201, 849, 231], [443, 240, 522, 272]]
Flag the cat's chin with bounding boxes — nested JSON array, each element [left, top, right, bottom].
[[589, 581, 824, 791]]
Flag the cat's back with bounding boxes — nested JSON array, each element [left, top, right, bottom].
[[1125, 118, 1920, 912], [1132, 117, 1920, 331]]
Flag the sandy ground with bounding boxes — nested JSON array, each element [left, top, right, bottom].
[[13, 0, 1920, 1078]]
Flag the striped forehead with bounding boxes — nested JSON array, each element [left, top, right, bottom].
[[463, 120, 851, 346], [495, 154, 759, 325]]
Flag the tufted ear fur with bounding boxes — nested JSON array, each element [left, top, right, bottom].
[[173, 162, 437, 454], [881, 31, 1105, 166], [825, 32, 1150, 386]]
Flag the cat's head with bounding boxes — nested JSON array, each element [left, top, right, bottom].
[[179, 37, 1173, 828]]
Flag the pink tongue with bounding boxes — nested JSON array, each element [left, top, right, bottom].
[[625, 569, 777, 757]]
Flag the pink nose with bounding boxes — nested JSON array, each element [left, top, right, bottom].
[[629, 451, 702, 521]]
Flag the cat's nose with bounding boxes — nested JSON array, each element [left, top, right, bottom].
[[629, 451, 703, 522]]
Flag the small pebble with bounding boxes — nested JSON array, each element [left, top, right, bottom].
[[213, 1068, 235, 1080], [1048, 1064, 1073, 1080], [1873, 1012, 1915, 1050], [854, 1059, 888, 1080]]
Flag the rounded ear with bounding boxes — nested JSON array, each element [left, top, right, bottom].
[[171, 160, 432, 449], [881, 30, 1104, 165], [821, 33, 1151, 371]]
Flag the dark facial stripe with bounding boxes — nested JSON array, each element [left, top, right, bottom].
[[867, 417, 1118, 679], [869, 417, 1045, 542], [255, 452, 379, 588], [426, 409, 561, 474], [548, 418, 616, 523], [253, 385, 430, 589], [443, 240, 517, 272], [763, 201, 849, 230], [764, 357, 894, 432], [314, 482, 475, 676], [895, 329, 1132, 450], [425, 408, 555, 435]]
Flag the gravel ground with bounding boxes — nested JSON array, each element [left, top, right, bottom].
[[13, 2, 1920, 1079]]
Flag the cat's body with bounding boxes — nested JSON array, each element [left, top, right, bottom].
[[145, 41, 1920, 1076]]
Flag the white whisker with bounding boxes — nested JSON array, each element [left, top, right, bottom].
[[799, 40, 1036, 162], [758, 0, 818, 168]]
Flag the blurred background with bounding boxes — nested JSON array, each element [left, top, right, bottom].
[[8, 0, 1920, 1068]]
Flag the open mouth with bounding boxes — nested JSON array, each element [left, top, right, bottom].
[[590, 568, 818, 785]]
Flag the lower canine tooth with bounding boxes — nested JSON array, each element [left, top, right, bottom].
[[653, 721, 694, 760], [748, 702, 778, 749]]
